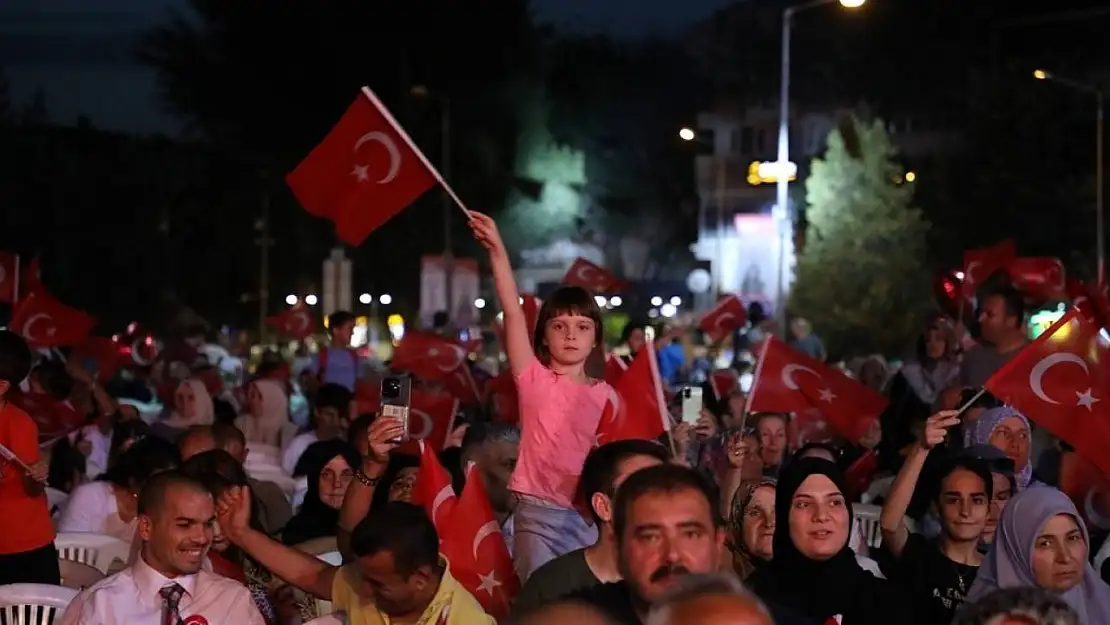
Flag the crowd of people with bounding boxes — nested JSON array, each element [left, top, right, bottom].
[[0, 212, 1107, 624]]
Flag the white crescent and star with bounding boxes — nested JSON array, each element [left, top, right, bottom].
[[409, 409, 434, 440], [712, 312, 736, 334], [574, 263, 600, 284], [781, 363, 836, 403], [131, 338, 155, 366], [964, 261, 982, 284], [21, 313, 55, 341], [429, 344, 466, 372], [476, 570, 502, 596], [1029, 352, 1099, 410], [294, 311, 310, 334], [472, 520, 501, 560], [351, 131, 401, 184], [430, 485, 455, 525]]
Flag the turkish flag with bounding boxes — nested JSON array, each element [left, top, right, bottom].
[[354, 380, 381, 415], [561, 258, 625, 293], [984, 310, 1110, 474], [411, 440, 457, 533], [285, 88, 437, 246], [0, 252, 19, 303], [440, 463, 519, 620], [485, 370, 519, 426], [1007, 257, 1066, 301], [962, 240, 1016, 298], [394, 391, 458, 457], [22, 256, 43, 297], [699, 294, 747, 343], [391, 332, 480, 405], [1067, 277, 1110, 330], [603, 354, 627, 387], [266, 303, 316, 339], [596, 343, 670, 445], [70, 336, 124, 383], [493, 294, 541, 347], [709, 369, 740, 401], [10, 291, 95, 348], [748, 337, 889, 444], [9, 390, 84, 444]]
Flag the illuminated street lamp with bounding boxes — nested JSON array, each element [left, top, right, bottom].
[[679, 127, 697, 141], [1034, 68, 1104, 283], [285, 294, 298, 306], [304, 294, 318, 306], [777, 0, 867, 328]]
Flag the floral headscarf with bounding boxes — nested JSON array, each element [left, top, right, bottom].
[[965, 406, 1033, 490], [726, 478, 777, 579]]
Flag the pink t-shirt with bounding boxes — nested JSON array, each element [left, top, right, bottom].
[[509, 358, 612, 508]]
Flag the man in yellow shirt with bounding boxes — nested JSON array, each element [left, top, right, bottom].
[[218, 488, 493, 624]]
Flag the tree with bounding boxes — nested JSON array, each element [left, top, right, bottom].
[[789, 116, 932, 359]]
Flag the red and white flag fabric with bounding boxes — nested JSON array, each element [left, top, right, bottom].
[[70, 336, 124, 383], [266, 303, 316, 339], [394, 392, 459, 457], [10, 291, 95, 348], [596, 343, 670, 445], [0, 252, 20, 303], [1007, 257, 1067, 301], [9, 390, 84, 444], [962, 240, 1016, 298], [561, 258, 625, 293], [698, 294, 747, 343], [485, 370, 519, 426], [411, 440, 457, 533], [391, 331, 481, 405], [493, 294, 541, 347], [603, 354, 627, 387], [440, 463, 519, 620], [984, 310, 1110, 474], [747, 337, 889, 444], [709, 369, 740, 401], [286, 88, 439, 246], [22, 256, 43, 297], [1066, 277, 1110, 329]]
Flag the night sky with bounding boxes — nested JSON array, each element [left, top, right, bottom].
[[1, 0, 736, 135]]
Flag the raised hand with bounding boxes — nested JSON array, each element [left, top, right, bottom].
[[918, 410, 961, 450], [725, 432, 751, 469], [467, 211, 507, 258], [215, 485, 253, 542], [366, 416, 406, 465]]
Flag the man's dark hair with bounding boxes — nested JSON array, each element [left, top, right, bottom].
[[460, 421, 520, 461], [328, 311, 355, 332], [212, 422, 246, 450], [986, 285, 1025, 327], [315, 382, 353, 414], [953, 586, 1078, 625], [613, 464, 720, 541], [103, 436, 181, 490], [577, 440, 670, 525], [137, 470, 211, 517], [347, 413, 376, 445], [794, 441, 840, 462], [933, 456, 993, 506], [0, 330, 32, 388], [350, 502, 440, 577]]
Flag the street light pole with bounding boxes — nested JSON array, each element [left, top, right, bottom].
[[441, 96, 454, 330], [1034, 70, 1105, 284]]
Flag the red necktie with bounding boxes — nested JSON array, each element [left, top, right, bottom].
[[159, 583, 185, 625]]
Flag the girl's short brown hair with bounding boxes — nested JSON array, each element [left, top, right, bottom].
[[532, 286, 606, 371]]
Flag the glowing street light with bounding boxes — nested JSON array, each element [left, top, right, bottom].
[[651, 296, 664, 306], [839, 0, 866, 7], [594, 295, 607, 307], [474, 298, 487, 309], [1033, 69, 1050, 80], [670, 296, 682, 306], [905, 171, 917, 183], [679, 127, 696, 141], [304, 294, 318, 306], [285, 294, 298, 305], [359, 293, 372, 305], [379, 294, 393, 305], [609, 296, 623, 307]]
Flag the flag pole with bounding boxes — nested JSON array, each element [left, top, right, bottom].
[[955, 387, 987, 417], [360, 87, 472, 220]]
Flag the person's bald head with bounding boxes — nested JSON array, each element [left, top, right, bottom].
[[646, 573, 772, 625], [518, 601, 617, 625], [178, 426, 216, 461]]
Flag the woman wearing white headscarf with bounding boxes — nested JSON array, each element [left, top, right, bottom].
[[161, 379, 214, 428], [235, 379, 289, 446], [963, 487, 1110, 624]]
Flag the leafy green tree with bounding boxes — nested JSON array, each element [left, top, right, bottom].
[[790, 116, 932, 358]]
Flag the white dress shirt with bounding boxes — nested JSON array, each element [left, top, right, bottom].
[[57, 481, 138, 541], [60, 554, 266, 625]]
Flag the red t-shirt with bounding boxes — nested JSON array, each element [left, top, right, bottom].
[[0, 401, 55, 554]]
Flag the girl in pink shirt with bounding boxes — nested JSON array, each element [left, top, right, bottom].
[[470, 212, 612, 580]]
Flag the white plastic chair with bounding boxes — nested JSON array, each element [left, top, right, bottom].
[[861, 475, 895, 504], [294, 537, 338, 557], [310, 552, 345, 617], [45, 487, 69, 519], [852, 503, 883, 550], [245, 444, 282, 468], [0, 584, 78, 625], [316, 550, 343, 566], [54, 532, 131, 575], [305, 614, 346, 625], [856, 554, 885, 579], [58, 559, 105, 590]]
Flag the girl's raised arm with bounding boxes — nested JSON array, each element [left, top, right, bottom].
[[469, 212, 535, 375]]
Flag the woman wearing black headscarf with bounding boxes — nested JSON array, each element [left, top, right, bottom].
[[747, 457, 918, 625], [281, 439, 361, 545]]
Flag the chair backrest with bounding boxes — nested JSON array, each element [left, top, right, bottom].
[[45, 487, 69, 519], [0, 584, 78, 625], [316, 550, 343, 567], [852, 503, 883, 549], [245, 444, 282, 467], [280, 421, 300, 450], [54, 532, 132, 575], [58, 559, 106, 591], [305, 613, 347, 625]]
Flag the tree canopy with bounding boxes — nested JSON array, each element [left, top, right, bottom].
[[789, 116, 932, 358]]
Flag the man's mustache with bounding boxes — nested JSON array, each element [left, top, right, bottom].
[[650, 564, 690, 582]]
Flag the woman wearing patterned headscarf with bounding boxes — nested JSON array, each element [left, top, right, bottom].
[[965, 406, 1037, 490], [725, 479, 776, 580]]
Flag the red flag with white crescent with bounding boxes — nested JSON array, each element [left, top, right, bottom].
[[561, 257, 625, 293], [392, 332, 480, 405], [1007, 257, 1066, 301], [411, 439, 457, 532], [698, 294, 747, 343], [9, 291, 95, 348], [961, 240, 1016, 298], [394, 391, 458, 457], [266, 303, 316, 339], [596, 343, 670, 446]]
